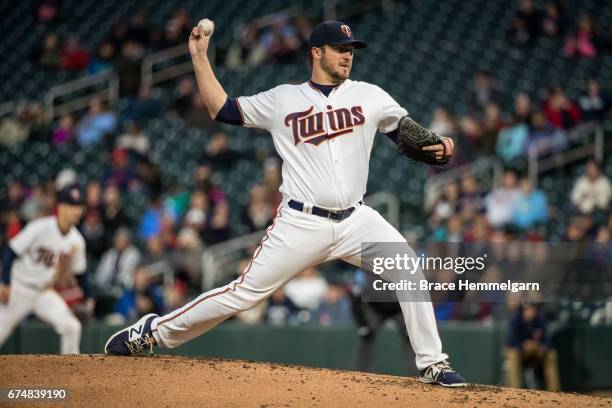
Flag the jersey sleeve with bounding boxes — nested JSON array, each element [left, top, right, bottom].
[[71, 236, 87, 275], [374, 86, 408, 134], [8, 220, 44, 256], [236, 87, 278, 131]]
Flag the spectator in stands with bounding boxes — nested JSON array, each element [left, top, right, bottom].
[[570, 159, 611, 216], [464, 214, 490, 242], [94, 227, 141, 299], [76, 98, 117, 145], [88, 41, 115, 74], [314, 281, 352, 325], [505, 303, 560, 391], [242, 184, 273, 232], [33, 32, 62, 70], [80, 207, 106, 260], [264, 286, 300, 325], [101, 184, 128, 245], [26, 103, 50, 141], [117, 121, 150, 158], [139, 195, 164, 240], [481, 102, 503, 153], [429, 107, 455, 137], [169, 78, 195, 117], [202, 200, 231, 245], [122, 85, 162, 123], [0, 107, 30, 146], [20, 184, 46, 222], [485, 170, 522, 228], [139, 235, 173, 279], [543, 87, 580, 129], [527, 110, 567, 156], [4, 181, 24, 209], [115, 41, 145, 97], [262, 159, 283, 208], [184, 189, 208, 237], [113, 266, 163, 323], [125, 12, 151, 48], [61, 35, 90, 71], [496, 122, 528, 163], [36, 0, 61, 25], [85, 180, 103, 214], [202, 131, 235, 170], [261, 14, 301, 64], [193, 164, 226, 208], [184, 93, 215, 129], [293, 16, 314, 54], [52, 113, 75, 145], [564, 15, 599, 59], [162, 9, 191, 49], [429, 182, 459, 226], [512, 92, 533, 126], [508, 0, 543, 44], [512, 178, 548, 230], [564, 217, 588, 242], [459, 174, 484, 220], [284, 267, 328, 311], [172, 227, 204, 287], [579, 79, 610, 123], [103, 148, 138, 191], [107, 20, 128, 52], [470, 71, 500, 111], [137, 156, 163, 197], [541, 2, 565, 37], [225, 23, 266, 70]]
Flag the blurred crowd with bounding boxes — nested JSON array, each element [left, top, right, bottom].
[[508, 0, 612, 59], [0, 1, 610, 339]]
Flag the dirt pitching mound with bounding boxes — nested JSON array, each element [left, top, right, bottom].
[[0, 355, 610, 407]]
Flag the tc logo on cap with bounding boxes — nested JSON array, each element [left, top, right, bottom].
[[70, 189, 80, 201], [340, 25, 352, 38]]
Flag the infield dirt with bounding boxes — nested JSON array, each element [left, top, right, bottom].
[[0, 355, 610, 407]]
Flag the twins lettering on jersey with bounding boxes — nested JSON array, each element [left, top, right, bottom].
[[285, 105, 365, 146], [35, 247, 69, 268]]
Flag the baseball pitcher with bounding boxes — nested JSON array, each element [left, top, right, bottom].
[[105, 20, 465, 387]]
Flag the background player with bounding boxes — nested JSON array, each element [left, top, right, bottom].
[[105, 20, 466, 387], [0, 183, 93, 354]]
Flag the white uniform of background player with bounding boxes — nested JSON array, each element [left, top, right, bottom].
[[0, 186, 87, 354], [106, 20, 465, 386]]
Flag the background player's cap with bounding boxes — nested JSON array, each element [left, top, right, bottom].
[[308, 21, 367, 49], [57, 183, 85, 205]]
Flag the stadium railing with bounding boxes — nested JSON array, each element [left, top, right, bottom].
[[44, 69, 119, 122], [528, 123, 604, 186], [423, 156, 503, 211]]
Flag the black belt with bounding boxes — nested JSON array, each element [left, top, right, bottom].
[[288, 199, 362, 221]]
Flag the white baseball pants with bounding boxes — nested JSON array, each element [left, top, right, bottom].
[[152, 199, 447, 370], [0, 281, 81, 354]]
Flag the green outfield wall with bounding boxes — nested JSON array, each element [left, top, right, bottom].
[[2, 321, 610, 391]]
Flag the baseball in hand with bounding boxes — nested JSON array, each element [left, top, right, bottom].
[[198, 19, 214, 36]]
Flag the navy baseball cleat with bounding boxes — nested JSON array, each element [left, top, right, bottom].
[[104, 313, 158, 356], [419, 360, 467, 387]]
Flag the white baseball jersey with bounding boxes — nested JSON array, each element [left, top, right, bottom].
[[9, 216, 86, 289], [237, 79, 407, 209]]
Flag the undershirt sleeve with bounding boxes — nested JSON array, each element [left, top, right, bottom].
[[214, 97, 243, 126]]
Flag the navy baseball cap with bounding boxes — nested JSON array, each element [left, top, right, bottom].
[[308, 21, 367, 49], [57, 183, 85, 205]]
